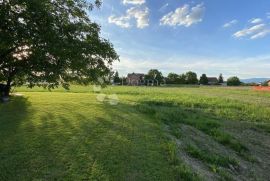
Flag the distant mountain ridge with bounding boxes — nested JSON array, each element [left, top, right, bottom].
[[241, 78, 270, 83]]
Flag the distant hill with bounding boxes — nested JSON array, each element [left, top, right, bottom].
[[241, 78, 270, 83]]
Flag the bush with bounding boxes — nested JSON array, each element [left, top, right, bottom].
[[261, 81, 269, 86]]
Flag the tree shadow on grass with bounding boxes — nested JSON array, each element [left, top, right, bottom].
[[0, 96, 36, 180], [49, 103, 174, 180], [0, 99, 175, 180], [0, 96, 31, 121], [0, 96, 33, 138]]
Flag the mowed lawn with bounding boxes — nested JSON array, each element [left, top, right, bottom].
[[1, 86, 270, 180]]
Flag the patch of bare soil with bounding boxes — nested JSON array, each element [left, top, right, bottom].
[[164, 124, 217, 179], [223, 121, 270, 180], [176, 140, 218, 180], [167, 122, 270, 180]]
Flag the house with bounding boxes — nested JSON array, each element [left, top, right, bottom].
[[207, 77, 219, 85], [127, 73, 145, 86]]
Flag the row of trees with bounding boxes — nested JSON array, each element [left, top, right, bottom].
[[113, 69, 241, 86], [167, 72, 198, 84]]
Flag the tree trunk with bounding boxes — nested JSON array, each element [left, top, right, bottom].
[[4, 79, 11, 97]]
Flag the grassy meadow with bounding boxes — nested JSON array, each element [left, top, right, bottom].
[[1, 85, 270, 180]]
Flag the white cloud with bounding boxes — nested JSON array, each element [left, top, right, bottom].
[[250, 29, 270, 39], [223, 20, 238, 28], [160, 3, 205, 27], [249, 18, 263, 24], [108, 7, 149, 29], [234, 24, 265, 37], [233, 24, 270, 39], [108, 16, 131, 28], [123, 0, 145, 5], [127, 7, 149, 28]]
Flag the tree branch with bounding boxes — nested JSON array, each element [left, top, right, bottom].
[[0, 46, 17, 60]]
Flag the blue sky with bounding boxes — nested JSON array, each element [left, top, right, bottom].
[[91, 0, 270, 78]]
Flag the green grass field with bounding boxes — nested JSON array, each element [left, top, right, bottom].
[[1, 85, 270, 180]]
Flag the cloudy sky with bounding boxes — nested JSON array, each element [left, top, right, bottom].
[[91, 0, 270, 78]]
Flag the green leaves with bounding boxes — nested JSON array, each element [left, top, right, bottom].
[[199, 74, 208, 85], [145, 69, 163, 84], [0, 0, 118, 94], [227, 76, 241, 86]]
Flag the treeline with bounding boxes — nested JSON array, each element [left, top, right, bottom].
[[113, 69, 242, 86]]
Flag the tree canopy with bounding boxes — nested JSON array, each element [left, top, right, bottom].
[[167, 73, 179, 84], [218, 74, 224, 83], [165, 72, 200, 84], [178, 73, 187, 84], [185, 71, 198, 84], [0, 0, 118, 96], [199, 74, 208, 85], [227, 76, 241, 86], [145, 69, 163, 84]]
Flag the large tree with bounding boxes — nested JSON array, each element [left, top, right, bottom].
[[0, 0, 118, 96]]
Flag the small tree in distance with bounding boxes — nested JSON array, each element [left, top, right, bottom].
[[199, 74, 208, 85], [145, 69, 163, 85], [218, 74, 224, 83], [120, 76, 127, 85], [227, 76, 241, 86], [167, 73, 179, 84], [185, 71, 198, 84], [178, 74, 187, 84], [113, 71, 121, 84]]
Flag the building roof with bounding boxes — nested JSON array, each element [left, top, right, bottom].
[[127, 73, 145, 77], [207, 77, 218, 82]]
